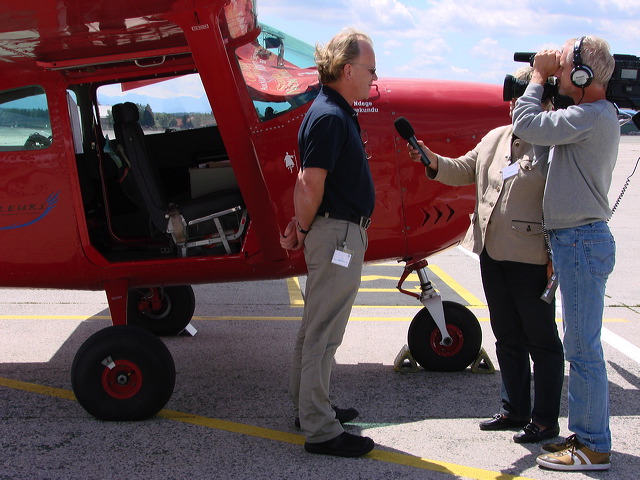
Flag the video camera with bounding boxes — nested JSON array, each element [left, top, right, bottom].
[[503, 74, 575, 110], [510, 51, 640, 127]]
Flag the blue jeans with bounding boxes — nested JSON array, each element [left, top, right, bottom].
[[550, 222, 615, 453]]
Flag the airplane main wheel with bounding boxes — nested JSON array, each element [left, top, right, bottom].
[[407, 301, 482, 372], [71, 325, 175, 421], [127, 285, 195, 336]]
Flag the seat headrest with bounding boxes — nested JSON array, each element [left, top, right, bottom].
[[112, 102, 139, 124]]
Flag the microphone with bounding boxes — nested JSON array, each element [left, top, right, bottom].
[[394, 117, 430, 167]]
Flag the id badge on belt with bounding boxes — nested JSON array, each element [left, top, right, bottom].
[[331, 243, 353, 268]]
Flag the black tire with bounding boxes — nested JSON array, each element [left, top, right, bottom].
[[127, 285, 195, 336], [407, 301, 482, 372], [71, 325, 175, 421]]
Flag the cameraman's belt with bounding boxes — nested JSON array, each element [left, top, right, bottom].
[[319, 212, 371, 230]]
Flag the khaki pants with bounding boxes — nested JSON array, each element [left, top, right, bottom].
[[290, 216, 368, 443]]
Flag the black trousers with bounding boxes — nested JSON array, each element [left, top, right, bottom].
[[480, 249, 564, 427]]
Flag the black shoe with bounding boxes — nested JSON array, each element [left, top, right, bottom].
[[479, 413, 528, 431], [295, 405, 359, 429], [514, 423, 560, 443], [304, 431, 375, 457]]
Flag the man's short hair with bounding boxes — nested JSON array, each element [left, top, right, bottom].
[[315, 28, 373, 85], [567, 36, 615, 87]]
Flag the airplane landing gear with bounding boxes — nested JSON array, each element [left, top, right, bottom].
[[407, 301, 482, 371], [127, 285, 196, 336], [397, 260, 482, 371], [71, 325, 175, 421]]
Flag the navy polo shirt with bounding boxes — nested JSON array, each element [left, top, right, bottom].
[[298, 85, 375, 219]]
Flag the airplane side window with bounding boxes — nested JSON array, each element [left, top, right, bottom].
[[97, 74, 216, 137], [0, 86, 52, 151]]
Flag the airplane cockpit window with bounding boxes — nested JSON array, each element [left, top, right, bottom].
[[0, 86, 52, 151], [238, 24, 320, 121]]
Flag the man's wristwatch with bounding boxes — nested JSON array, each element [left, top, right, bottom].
[[297, 223, 310, 235]]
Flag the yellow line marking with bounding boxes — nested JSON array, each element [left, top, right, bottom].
[[0, 376, 534, 480], [286, 277, 304, 306], [0, 315, 627, 323], [427, 265, 485, 307], [370, 262, 408, 266], [157, 409, 305, 445], [353, 305, 427, 309], [0, 315, 110, 320], [0, 376, 76, 401], [193, 316, 302, 321], [192, 316, 417, 322], [286, 265, 488, 308], [361, 274, 416, 281], [360, 288, 416, 292], [368, 450, 535, 480]]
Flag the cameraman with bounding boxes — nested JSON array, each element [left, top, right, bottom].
[[512, 36, 618, 472], [408, 67, 564, 445]]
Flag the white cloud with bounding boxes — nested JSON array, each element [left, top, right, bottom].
[[98, 75, 205, 100], [256, 0, 640, 84], [350, 0, 416, 29]]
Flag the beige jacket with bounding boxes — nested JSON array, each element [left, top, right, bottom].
[[431, 125, 549, 265]]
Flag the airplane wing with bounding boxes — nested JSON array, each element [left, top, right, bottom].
[[0, 0, 255, 69]]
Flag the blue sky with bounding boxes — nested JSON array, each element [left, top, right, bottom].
[[257, 0, 640, 86]]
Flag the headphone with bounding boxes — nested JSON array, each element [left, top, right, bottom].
[[570, 36, 594, 88]]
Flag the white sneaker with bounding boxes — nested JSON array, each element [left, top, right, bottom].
[[536, 438, 610, 471]]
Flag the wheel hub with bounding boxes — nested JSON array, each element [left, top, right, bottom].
[[429, 324, 464, 357], [101, 359, 143, 399], [137, 288, 171, 319]]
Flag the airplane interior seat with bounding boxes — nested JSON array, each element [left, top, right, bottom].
[[111, 102, 247, 256]]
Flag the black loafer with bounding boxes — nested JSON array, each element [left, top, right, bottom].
[[295, 405, 359, 429], [479, 413, 528, 431], [513, 423, 560, 443], [304, 431, 375, 457]]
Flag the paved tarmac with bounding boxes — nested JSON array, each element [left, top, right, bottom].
[[0, 136, 639, 479]]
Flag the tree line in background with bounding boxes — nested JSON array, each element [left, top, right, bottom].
[[0, 108, 49, 129], [1, 103, 217, 132], [102, 103, 216, 130]]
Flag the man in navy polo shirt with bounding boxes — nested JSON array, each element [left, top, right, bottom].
[[280, 28, 376, 457]]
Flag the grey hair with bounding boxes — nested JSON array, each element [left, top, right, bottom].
[[567, 36, 615, 87], [315, 28, 373, 85]]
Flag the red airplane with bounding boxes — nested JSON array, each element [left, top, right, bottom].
[[0, 0, 509, 420]]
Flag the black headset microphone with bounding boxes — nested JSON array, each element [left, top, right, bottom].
[[570, 36, 594, 88], [514, 37, 594, 89], [394, 117, 431, 167]]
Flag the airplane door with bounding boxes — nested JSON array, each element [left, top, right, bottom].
[[0, 79, 89, 288]]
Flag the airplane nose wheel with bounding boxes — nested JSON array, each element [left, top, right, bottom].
[[408, 301, 482, 371], [398, 261, 483, 371], [71, 325, 175, 420]]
